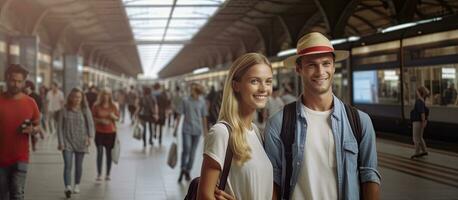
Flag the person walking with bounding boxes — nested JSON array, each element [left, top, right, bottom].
[[175, 83, 208, 182], [116, 89, 127, 123], [410, 86, 430, 159], [46, 82, 64, 135], [57, 88, 95, 198], [197, 53, 274, 200], [91, 88, 119, 181], [0, 64, 41, 200], [24, 81, 45, 151], [127, 86, 138, 125], [155, 88, 170, 145], [85, 86, 98, 110], [264, 32, 380, 200], [135, 87, 158, 147]]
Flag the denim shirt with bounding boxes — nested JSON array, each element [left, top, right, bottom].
[[177, 96, 208, 135], [264, 95, 381, 200]]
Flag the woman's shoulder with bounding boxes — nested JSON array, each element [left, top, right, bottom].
[[208, 122, 231, 138]]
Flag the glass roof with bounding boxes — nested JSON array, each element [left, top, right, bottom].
[[122, 0, 225, 78]]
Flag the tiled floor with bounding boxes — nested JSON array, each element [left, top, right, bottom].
[[24, 118, 458, 200]]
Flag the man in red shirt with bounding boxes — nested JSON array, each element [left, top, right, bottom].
[[0, 64, 41, 200]]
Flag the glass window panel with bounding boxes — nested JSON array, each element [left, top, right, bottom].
[[176, 0, 224, 5], [133, 29, 165, 36], [353, 69, 401, 104], [165, 35, 193, 40], [134, 35, 163, 40], [166, 28, 199, 35], [169, 19, 208, 28], [126, 7, 171, 18], [130, 20, 168, 27], [172, 6, 219, 18], [404, 64, 458, 106], [123, 0, 174, 5]]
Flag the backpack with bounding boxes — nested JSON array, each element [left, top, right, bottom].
[[184, 122, 233, 200], [280, 102, 362, 200]]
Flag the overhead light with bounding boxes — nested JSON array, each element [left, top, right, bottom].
[[381, 23, 416, 33], [348, 36, 360, 42], [380, 17, 442, 33], [277, 49, 296, 57], [193, 67, 209, 74], [330, 38, 347, 45]]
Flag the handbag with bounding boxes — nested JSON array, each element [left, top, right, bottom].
[[184, 122, 232, 200], [167, 139, 178, 168], [132, 121, 143, 140], [112, 135, 121, 164]]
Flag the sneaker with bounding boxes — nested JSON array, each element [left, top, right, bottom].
[[65, 186, 72, 198], [73, 185, 80, 194], [96, 175, 102, 181], [178, 171, 184, 183], [184, 171, 191, 181], [105, 176, 111, 181]]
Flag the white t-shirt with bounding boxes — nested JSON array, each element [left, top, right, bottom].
[[292, 106, 338, 200], [266, 96, 284, 117], [46, 90, 64, 112], [204, 123, 273, 200]]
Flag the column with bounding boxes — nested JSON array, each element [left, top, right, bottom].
[[63, 54, 82, 95], [12, 35, 39, 82]]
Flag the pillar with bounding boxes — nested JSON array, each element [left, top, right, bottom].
[[63, 54, 82, 95], [12, 35, 39, 82]]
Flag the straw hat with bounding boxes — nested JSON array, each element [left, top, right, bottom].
[[284, 32, 349, 67]]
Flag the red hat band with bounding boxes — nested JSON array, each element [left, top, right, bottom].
[[297, 46, 334, 55]]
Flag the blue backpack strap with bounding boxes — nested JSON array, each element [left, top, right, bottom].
[[280, 102, 297, 200]]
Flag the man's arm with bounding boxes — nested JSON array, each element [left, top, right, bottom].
[[264, 112, 284, 200], [362, 182, 380, 200], [358, 111, 381, 199]]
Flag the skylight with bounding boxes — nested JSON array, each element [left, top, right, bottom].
[[122, 0, 225, 79]]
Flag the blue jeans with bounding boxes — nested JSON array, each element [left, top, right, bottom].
[[180, 133, 200, 171], [62, 150, 85, 186], [0, 162, 28, 200]]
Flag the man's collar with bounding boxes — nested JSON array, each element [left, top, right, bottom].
[[295, 94, 343, 121]]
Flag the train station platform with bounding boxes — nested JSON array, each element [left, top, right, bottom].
[[25, 118, 458, 200]]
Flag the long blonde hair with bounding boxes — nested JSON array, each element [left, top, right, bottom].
[[93, 87, 117, 110], [218, 53, 272, 164]]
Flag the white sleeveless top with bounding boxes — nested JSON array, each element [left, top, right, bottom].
[[204, 123, 273, 200]]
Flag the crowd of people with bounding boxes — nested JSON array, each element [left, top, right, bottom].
[[0, 32, 386, 200]]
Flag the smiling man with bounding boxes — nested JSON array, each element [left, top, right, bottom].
[[264, 32, 381, 200]]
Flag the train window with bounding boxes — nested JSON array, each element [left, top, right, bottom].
[[353, 69, 401, 105], [404, 65, 458, 106]]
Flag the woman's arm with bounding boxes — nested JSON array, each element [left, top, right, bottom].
[[197, 155, 221, 200]]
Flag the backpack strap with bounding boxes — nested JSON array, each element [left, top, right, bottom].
[[280, 102, 297, 200], [344, 104, 362, 145], [218, 121, 233, 190], [344, 103, 363, 196]]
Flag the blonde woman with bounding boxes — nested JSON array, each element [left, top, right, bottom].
[[197, 53, 274, 200], [91, 88, 119, 181], [57, 88, 94, 198]]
